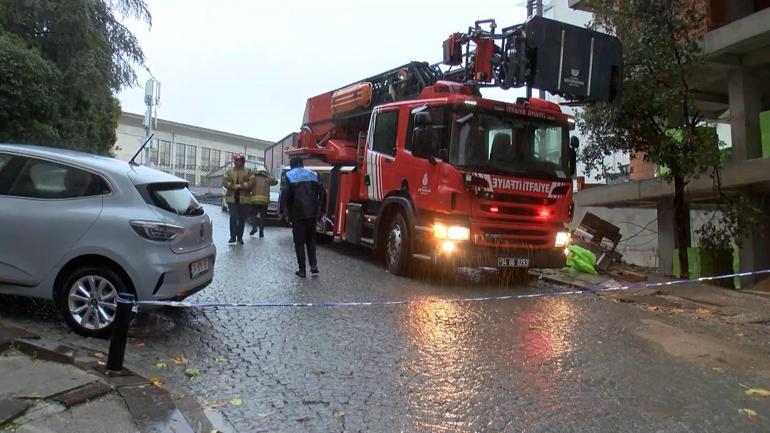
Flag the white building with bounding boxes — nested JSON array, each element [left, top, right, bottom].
[[113, 112, 273, 186]]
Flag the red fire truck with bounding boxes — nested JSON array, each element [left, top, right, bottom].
[[287, 16, 621, 276]]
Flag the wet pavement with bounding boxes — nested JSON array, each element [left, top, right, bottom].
[[2, 204, 769, 432]]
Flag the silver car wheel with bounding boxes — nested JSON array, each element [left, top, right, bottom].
[[67, 275, 118, 330]]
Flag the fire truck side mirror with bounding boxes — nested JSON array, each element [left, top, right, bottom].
[[411, 127, 433, 159], [411, 111, 434, 159], [569, 135, 580, 177]]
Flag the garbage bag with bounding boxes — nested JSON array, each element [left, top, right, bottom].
[[566, 245, 598, 275]]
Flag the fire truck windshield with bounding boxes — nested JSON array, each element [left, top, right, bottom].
[[446, 110, 569, 180]]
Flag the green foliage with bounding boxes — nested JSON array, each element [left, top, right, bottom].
[[577, 0, 720, 181], [0, 32, 61, 143], [696, 195, 764, 250], [0, 0, 150, 154]]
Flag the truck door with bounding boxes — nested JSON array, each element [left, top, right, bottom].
[[363, 108, 399, 202], [403, 106, 447, 214]]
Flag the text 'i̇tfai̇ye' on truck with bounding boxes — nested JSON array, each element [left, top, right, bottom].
[[287, 16, 622, 278]]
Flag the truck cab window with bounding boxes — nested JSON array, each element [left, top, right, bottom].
[[371, 110, 399, 156]]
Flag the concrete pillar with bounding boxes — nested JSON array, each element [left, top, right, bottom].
[[657, 200, 676, 276], [739, 194, 770, 288], [728, 68, 763, 161]]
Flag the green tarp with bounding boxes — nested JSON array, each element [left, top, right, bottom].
[[565, 245, 598, 275]]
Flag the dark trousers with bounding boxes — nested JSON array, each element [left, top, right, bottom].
[[229, 202, 249, 240], [250, 204, 267, 235], [292, 218, 317, 271]]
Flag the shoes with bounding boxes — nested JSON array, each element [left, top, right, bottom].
[[259, 232, 264, 238], [228, 238, 236, 244], [310, 267, 319, 275], [237, 238, 244, 245], [249, 227, 257, 236], [295, 270, 306, 278]]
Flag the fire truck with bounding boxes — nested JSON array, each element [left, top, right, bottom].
[[287, 16, 622, 277]]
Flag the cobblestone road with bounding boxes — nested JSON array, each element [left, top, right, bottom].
[[2, 204, 769, 432]]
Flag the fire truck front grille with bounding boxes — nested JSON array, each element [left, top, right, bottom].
[[486, 192, 557, 205], [474, 227, 551, 248]]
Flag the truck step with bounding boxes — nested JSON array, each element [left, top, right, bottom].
[[412, 254, 432, 262], [360, 237, 375, 246]]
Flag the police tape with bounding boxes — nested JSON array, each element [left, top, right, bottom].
[[127, 268, 770, 310]]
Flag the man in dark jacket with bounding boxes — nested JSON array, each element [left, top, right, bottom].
[[281, 157, 326, 278]]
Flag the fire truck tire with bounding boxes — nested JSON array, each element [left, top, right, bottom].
[[384, 213, 411, 276]]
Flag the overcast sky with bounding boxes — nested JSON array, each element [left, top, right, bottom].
[[117, 0, 531, 142]]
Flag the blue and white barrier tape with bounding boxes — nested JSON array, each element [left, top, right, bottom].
[[131, 268, 770, 309]]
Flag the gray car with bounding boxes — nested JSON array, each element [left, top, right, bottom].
[[0, 144, 216, 337]]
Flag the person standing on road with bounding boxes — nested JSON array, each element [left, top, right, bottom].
[[223, 153, 253, 244], [248, 165, 277, 238], [281, 157, 326, 278]]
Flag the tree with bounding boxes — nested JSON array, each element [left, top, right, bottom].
[[0, 0, 151, 154], [577, 0, 721, 278]]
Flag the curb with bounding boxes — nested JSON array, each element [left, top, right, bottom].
[[0, 321, 221, 433]]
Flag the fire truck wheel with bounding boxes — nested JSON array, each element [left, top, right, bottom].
[[384, 213, 411, 276]]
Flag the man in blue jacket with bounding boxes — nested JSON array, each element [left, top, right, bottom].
[[281, 157, 326, 278]]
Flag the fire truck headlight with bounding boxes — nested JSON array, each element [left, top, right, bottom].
[[441, 241, 456, 253], [434, 223, 470, 241], [554, 231, 571, 248]]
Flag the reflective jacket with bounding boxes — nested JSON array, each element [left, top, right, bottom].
[[247, 172, 277, 205], [223, 167, 253, 204], [280, 167, 325, 221]]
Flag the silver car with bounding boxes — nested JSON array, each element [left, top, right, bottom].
[[0, 145, 216, 337]]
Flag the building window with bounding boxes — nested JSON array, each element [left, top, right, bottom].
[[185, 172, 196, 185], [186, 145, 197, 170], [175, 143, 186, 171], [201, 148, 211, 171], [159, 140, 172, 169], [225, 151, 233, 165], [211, 149, 221, 168]]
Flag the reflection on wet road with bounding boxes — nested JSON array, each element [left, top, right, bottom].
[[1, 204, 768, 432]]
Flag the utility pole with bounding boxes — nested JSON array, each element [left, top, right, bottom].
[[142, 78, 161, 167], [525, 0, 546, 99], [526, 0, 533, 99], [536, 0, 545, 99]]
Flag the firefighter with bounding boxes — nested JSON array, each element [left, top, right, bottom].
[[223, 153, 253, 244], [280, 157, 326, 278], [248, 165, 277, 238]]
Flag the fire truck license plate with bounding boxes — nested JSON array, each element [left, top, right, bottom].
[[190, 258, 211, 279], [497, 257, 530, 268]]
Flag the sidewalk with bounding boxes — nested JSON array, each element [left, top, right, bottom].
[[0, 322, 220, 433], [537, 268, 770, 324]]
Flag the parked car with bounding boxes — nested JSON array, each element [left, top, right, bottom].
[[0, 144, 216, 337], [267, 182, 281, 219]]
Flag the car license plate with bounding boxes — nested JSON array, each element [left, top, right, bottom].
[[497, 257, 530, 268], [190, 258, 211, 279]]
